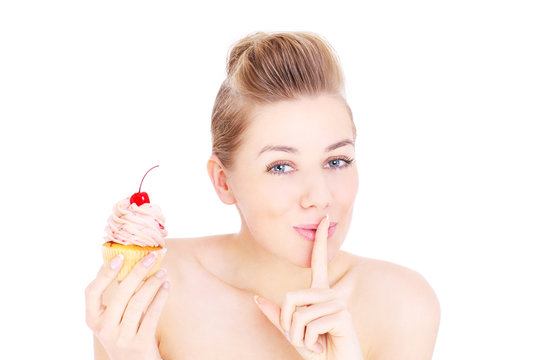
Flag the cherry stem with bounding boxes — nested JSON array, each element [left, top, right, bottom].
[[138, 165, 159, 193]]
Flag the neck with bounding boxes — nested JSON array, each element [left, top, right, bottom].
[[223, 222, 345, 305], [236, 235, 310, 302]]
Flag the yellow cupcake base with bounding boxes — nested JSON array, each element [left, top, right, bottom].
[[102, 242, 166, 281]]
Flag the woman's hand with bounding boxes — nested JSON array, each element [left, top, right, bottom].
[[85, 252, 169, 360], [253, 215, 364, 360]]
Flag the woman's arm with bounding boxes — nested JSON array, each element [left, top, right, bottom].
[[94, 334, 111, 360], [371, 266, 441, 359]]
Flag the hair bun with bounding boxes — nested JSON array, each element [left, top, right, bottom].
[[225, 31, 343, 100], [226, 32, 265, 76]]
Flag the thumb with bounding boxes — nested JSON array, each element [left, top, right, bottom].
[[253, 295, 288, 337]]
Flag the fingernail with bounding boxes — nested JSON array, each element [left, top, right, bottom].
[[143, 252, 157, 267], [253, 295, 261, 306], [109, 254, 123, 270], [155, 269, 166, 278], [285, 331, 290, 341], [162, 281, 170, 289]]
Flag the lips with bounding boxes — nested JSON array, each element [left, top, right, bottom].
[[293, 222, 338, 241]]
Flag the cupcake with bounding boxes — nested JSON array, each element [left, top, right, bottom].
[[102, 166, 167, 280]]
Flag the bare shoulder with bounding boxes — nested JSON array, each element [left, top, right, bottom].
[[156, 235, 224, 347], [161, 235, 221, 267], [348, 255, 440, 360], [163, 235, 207, 253]]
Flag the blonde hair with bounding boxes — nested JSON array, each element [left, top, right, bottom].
[[211, 31, 354, 169]]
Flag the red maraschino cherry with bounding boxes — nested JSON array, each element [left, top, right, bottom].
[[130, 165, 159, 206]]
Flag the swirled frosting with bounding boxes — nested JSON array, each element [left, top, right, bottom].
[[104, 198, 167, 247]]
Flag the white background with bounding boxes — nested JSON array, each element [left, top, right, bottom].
[[1, 0, 538, 359]]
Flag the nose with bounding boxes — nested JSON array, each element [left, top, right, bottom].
[[299, 172, 331, 210]]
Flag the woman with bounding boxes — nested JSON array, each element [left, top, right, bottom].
[[86, 31, 440, 359]]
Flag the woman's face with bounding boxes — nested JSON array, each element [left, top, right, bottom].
[[227, 94, 358, 268]]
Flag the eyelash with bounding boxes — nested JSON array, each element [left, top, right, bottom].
[[265, 156, 355, 175]]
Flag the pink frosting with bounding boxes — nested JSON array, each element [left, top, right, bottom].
[[104, 198, 167, 247]]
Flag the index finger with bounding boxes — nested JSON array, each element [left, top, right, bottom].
[[85, 254, 124, 324], [310, 214, 329, 289]]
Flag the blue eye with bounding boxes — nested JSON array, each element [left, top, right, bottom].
[[328, 159, 343, 167], [325, 157, 354, 169], [268, 163, 294, 174]]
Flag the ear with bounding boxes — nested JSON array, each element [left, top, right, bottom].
[[207, 154, 236, 205]]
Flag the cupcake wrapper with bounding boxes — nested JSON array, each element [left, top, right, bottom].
[[102, 245, 167, 281]]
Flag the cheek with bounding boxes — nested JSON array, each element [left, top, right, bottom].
[[330, 172, 358, 246], [257, 177, 300, 212], [332, 170, 358, 207], [234, 174, 296, 225]]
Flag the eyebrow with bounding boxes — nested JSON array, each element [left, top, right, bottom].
[[257, 139, 354, 157]]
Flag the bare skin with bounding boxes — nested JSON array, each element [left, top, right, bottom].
[[90, 94, 440, 359], [93, 234, 440, 359], [152, 234, 439, 359]]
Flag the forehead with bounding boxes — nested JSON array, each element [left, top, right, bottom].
[[242, 95, 353, 151]]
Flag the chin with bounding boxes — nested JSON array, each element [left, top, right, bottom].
[[286, 240, 341, 269]]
